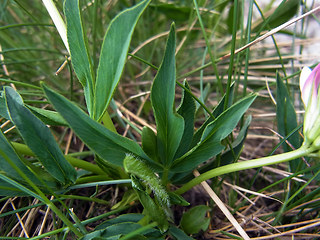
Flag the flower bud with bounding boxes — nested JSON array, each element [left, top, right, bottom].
[[300, 63, 320, 144]]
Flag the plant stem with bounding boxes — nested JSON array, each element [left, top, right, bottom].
[[175, 145, 314, 195], [11, 142, 106, 175], [162, 168, 169, 186]]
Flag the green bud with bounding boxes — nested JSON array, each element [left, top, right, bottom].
[[123, 154, 170, 208]]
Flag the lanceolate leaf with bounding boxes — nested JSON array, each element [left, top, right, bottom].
[[253, 0, 299, 32], [0, 172, 42, 199], [169, 225, 195, 240], [171, 94, 256, 172], [96, 214, 144, 230], [175, 80, 196, 159], [0, 91, 10, 119], [43, 84, 149, 166], [64, 0, 95, 115], [276, 73, 300, 170], [28, 105, 68, 126], [0, 178, 27, 197], [81, 223, 143, 240], [170, 117, 252, 184], [141, 126, 158, 162], [0, 130, 42, 186], [180, 205, 211, 235], [150, 24, 184, 166], [191, 83, 235, 148], [5, 87, 77, 184], [219, 115, 252, 166], [93, 0, 151, 121]]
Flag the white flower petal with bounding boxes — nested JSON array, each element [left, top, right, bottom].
[[300, 66, 312, 106]]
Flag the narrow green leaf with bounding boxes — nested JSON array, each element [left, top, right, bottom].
[[43, 84, 149, 166], [175, 80, 196, 159], [180, 205, 211, 235], [169, 225, 195, 240], [111, 190, 138, 210], [0, 91, 67, 126], [28, 105, 68, 126], [168, 192, 190, 206], [169, 116, 250, 184], [219, 116, 252, 166], [0, 179, 27, 197], [96, 214, 144, 230], [0, 147, 44, 199], [171, 94, 256, 172], [94, 0, 151, 121], [5, 87, 77, 184], [0, 130, 42, 186], [64, 0, 95, 115], [253, 0, 299, 32], [227, 2, 241, 34], [191, 84, 235, 148], [276, 73, 300, 170], [150, 24, 184, 166], [141, 126, 158, 162], [0, 172, 43, 200], [149, 3, 192, 22], [99, 222, 143, 239], [0, 91, 10, 119]]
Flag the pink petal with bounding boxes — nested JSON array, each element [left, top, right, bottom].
[[300, 63, 320, 108]]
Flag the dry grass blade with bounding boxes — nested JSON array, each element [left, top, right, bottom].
[[9, 199, 29, 238], [115, 100, 156, 132], [220, 5, 320, 60], [251, 219, 320, 239], [193, 170, 251, 240], [38, 197, 53, 236], [222, 180, 283, 204], [262, 166, 307, 183]]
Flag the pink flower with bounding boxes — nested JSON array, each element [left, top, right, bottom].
[[300, 63, 320, 144]]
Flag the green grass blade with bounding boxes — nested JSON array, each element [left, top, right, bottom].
[[150, 23, 184, 167], [93, 0, 151, 121], [5, 87, 77, 184]]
